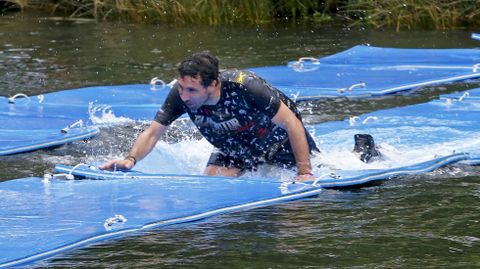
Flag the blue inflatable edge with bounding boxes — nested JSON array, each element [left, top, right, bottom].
[[54, 164, 231, 180], [54, 153, 469, 188], [0, 182, 321, 269], [369, 73, 480, 97], [0, 127, 100, 156], [315, 153, 469, 187], [457, 156, 480, 166], [292, 72, 480, 100]]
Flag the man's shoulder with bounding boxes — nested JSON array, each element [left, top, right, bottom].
[[219, 69, 259, 85], [219, 69, 240, 82]]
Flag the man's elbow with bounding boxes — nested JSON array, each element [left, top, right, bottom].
[[284, 119, 305, 135]]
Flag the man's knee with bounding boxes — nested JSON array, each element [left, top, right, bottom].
[[204, 165, 242, 177]]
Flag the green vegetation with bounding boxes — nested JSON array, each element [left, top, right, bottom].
[[345, 0, 480, 31], [1, 0, 479, 30], [0, 0, 328, 24]]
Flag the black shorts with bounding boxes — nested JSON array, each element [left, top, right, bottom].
[[206, 131, 319, 172]]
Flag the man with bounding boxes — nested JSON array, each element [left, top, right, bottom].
[[100, 52, 319, 181]]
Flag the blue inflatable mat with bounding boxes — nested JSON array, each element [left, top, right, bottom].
[[0, 84, 167, 122], [2, 88, 480, 267], [0, 124, 99, 155], [0, 175, 321, 268], [0, 109, 99, 155], [0, 153, 465, 268], [0, 84, 166, 155], [19, 88, 478, 265], [3, 45, 479, 122], [306, 88, 480, 174], [54, 153, 466, 186], [2, 45, 480, 155], [249, 45, 480, 99]]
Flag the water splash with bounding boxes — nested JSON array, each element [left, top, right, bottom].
[[124, 128, 480, 182], [129, 137, 296, 181], [311, 131, 480, 176], [136, 138, 213, 175], [88, 102, 134, 125]]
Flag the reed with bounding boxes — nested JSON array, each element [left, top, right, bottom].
[[3, 0, 334, 24], [344, 0, 480, 30], [1, 0, 478, 29], [35, 0, 274, 24]]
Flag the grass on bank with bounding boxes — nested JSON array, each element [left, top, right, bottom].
[[1, 0, 479, 30], [1, 0, 332, 24], [345, 0, 480, 31]]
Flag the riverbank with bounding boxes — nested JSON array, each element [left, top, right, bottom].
[[1, 0, 479, 30]]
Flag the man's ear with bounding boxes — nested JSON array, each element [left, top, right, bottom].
[[207, 79, 218, 88]]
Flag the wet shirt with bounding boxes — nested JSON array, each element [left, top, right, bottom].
[[154, 70, 302, 159]]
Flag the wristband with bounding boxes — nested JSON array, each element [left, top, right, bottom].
[[297, 171, 313, 176], [125, 155, 137, 165]]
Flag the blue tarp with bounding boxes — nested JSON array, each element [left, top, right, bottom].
[[2, 87, 480, 267], [0, 101, 100, 155], [0, 84, 164, 156], [308, 88, 480, 175], [0, 124, 99, 155], [0, 175, 321, 268], [2, 45, 480, 155], [250, 45, 480, 99], [0, 84, 166, 122]]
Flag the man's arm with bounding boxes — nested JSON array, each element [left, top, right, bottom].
[[272, 102, 313, 181], [99, 121, 168, 170]]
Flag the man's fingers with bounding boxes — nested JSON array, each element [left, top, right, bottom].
[[100, 159, 133, 171], [295, 174, 315, 182], [124, 160, 134, 170], [99, 160, 116, 170]]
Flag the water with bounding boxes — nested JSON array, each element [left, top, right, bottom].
[[2, 11, 480, 268]]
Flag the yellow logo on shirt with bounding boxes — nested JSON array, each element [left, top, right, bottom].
[[234, 71, 246, 84]]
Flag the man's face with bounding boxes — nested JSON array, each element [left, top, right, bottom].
[[177, 75, 211, 110]]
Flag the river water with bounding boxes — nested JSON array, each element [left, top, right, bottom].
[[1, 11, 480, 268]]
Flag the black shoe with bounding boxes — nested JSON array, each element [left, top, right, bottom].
[[353, 134, 382, 163]]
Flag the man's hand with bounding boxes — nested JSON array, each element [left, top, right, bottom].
[[295, 173, 315, 182], [99, 158, 135, 171], [99, 121, 168, 171]]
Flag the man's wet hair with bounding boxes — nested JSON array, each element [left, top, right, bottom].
[[178, 51, 219, 88]]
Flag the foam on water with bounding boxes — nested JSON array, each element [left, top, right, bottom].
[[116, 128, 480, 182], [136, 138, 213, 175], [73, 100, 480, 182], [129, 138, 297, 182]]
